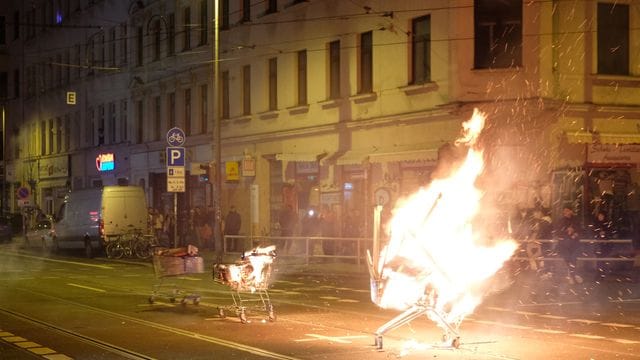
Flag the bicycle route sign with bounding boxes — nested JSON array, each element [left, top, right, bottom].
[[166, 127, 186, 192], [166, 127, 186, 147]]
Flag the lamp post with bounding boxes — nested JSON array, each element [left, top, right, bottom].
[[212, 0, 223, 255]]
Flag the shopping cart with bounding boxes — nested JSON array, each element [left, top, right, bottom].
[[149, 246, 205, 305], [212, 245, 277, 324]]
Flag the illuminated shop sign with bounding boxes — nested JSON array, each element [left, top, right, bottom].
[[96, 153, 115, 172]]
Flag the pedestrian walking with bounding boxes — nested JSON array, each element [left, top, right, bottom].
[[554, 205, 583, 284], [224, 206, 242, 251]]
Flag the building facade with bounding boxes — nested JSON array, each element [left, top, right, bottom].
[[1, 0, 639, 240]]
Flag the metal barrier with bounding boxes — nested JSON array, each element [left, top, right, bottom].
[[221, 235, 639, 270], [513, 238, 639, 271], [221, 235, 371, 266]]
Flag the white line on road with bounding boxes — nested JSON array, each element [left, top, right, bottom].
[[67, 283, 106, 292], [295, 334, 368, 344], [533, 329, 566, 334], [600, 323, 636, 328], [567, 319, 601, 325], [3, 252, 114, 269], [569, 333, 606, 340]]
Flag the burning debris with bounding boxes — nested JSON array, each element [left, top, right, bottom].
[[368, 109, 518, 350]]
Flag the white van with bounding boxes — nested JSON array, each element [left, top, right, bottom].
[[52, 186, 149, 257]]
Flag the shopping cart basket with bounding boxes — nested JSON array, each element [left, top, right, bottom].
[[149, 246, 205, 305], [212, 245, 277, 324]]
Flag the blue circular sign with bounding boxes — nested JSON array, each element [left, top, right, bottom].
[[17, 187, 30, 199], [166, 127, 186, 147]]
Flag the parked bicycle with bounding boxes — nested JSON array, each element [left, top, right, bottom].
[[105, 230, 157, 260]]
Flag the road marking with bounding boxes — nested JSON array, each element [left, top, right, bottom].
[[176, 276, 201, 281], [2, 336, 27, 342], [517, 301, 582, 307], [319, 296, 340, 300], [29, 347, 57, 355], [538, 314, 567, 320], [66, 283, 106, 293], [600, 322, 635, 328], [533, 329, 566, 334], [611, 338, 640, 344], [15, 341, 41, 348], [43, 354, 73, 359], [295, 334, 368, 344], [3, 252, 113, 269], [472, 319, 532, 330], [568, 319, 601, 325], [569, 333, 606, 340], [337, 299, 359, 303]]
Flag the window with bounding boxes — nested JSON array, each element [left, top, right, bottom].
[[297, 50, 307, 105], [87, 107, 94, 147], [221, 0, 229, 30], [411, 15, 430, 84], [98, 104, 105, 145], [267, 0, 277, 14], [13, 69, 19, 98], [41, 121, 46, 156], [360, 31, 372, 93], [329, 40, 340, 99], [109, 28, 116, 66], [184, 88, 191, 135], [183, 7, 191, 51], [56, 117, 62, 153], [154, 96, 161, 141], [136, 26, 143, 66], [200, 84, 208, 133], [120, 23, 128, 65], [0, 16, 5, 45], [120, 100, 128, 142], [108, 102, 116, 143], [168, 92, 176, 128], [64, 115, 70, 152], [243, 65, 251, 115], [242, 0, 251, 22], [199, 0, 208, 45], [168, 13, 176, 55], [153, 20, 161, 61], [597, 2, 629, 75], [269, 57, 277, 111], [222, 71, 230, 119], [136, 100, 144, 143], [0, 72, 7, 99], [474, 0, 522, 69], [13, 11, 19, 40], [48, 119, 54, 154]]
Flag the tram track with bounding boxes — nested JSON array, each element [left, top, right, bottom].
[[3, 286, 302, 360], [0, 306, 155, 360]]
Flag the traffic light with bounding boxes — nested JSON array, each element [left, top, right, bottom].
[[199, 163, 210, 183]]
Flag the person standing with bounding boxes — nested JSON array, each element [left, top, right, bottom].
[[554, 205, 583, 284], [224, 206, 242, 251], [279, 204, 296, 253]]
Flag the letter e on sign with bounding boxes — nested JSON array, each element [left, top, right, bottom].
[[66, 91, 76, 105]]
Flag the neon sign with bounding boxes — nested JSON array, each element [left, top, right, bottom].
[[96, 153, 115, 172]]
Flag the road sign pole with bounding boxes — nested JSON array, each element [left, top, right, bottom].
[[173, 193, 178, 248]]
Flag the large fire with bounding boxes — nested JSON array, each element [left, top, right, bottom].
[[371, 109, 518, 346]]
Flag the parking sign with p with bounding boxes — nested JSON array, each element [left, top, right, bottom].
[[166, 147, 185, 167]]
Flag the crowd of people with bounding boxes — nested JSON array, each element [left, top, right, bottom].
[[511, 203, 622, 284]]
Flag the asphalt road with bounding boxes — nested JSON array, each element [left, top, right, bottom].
[[0, 244, 639, 359]]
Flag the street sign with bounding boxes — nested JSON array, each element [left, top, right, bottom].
[[166, 147, 185, 167], [66, 91, 76, 105], [166, 127, 186, 147], [167, 177, 185, 192], [17, 187, 30, 199], [167, 166, 185, 177]]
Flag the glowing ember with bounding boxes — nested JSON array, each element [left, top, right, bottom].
[[373, 108, 518, 333]]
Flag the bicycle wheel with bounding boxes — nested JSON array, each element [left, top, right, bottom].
[[134, 238, 152, 259], [106, 240, 125, 259]]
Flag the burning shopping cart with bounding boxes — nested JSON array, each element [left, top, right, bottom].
[[212, 245, 277, 324], [148, 245, 205, 305]]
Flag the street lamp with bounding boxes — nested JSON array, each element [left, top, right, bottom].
[[213, 0, 223, 255]]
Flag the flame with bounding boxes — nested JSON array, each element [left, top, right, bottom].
[[216, 245, 276, 293], [374, 109, 517, 331]]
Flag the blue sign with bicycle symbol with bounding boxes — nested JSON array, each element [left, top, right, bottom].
[[166, 127, 186, 147]]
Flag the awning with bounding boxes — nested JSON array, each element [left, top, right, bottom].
[[275, 152, 326, 162], [566, 131, 640, 145], [368, 148, 438, 164], [334, 147, 439, 165]]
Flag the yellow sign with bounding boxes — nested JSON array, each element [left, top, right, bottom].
[[66, 91, 76, 105], [225, 161, 239, 182]]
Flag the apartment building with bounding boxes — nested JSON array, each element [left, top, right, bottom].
[[1, 0, 639, 238]]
